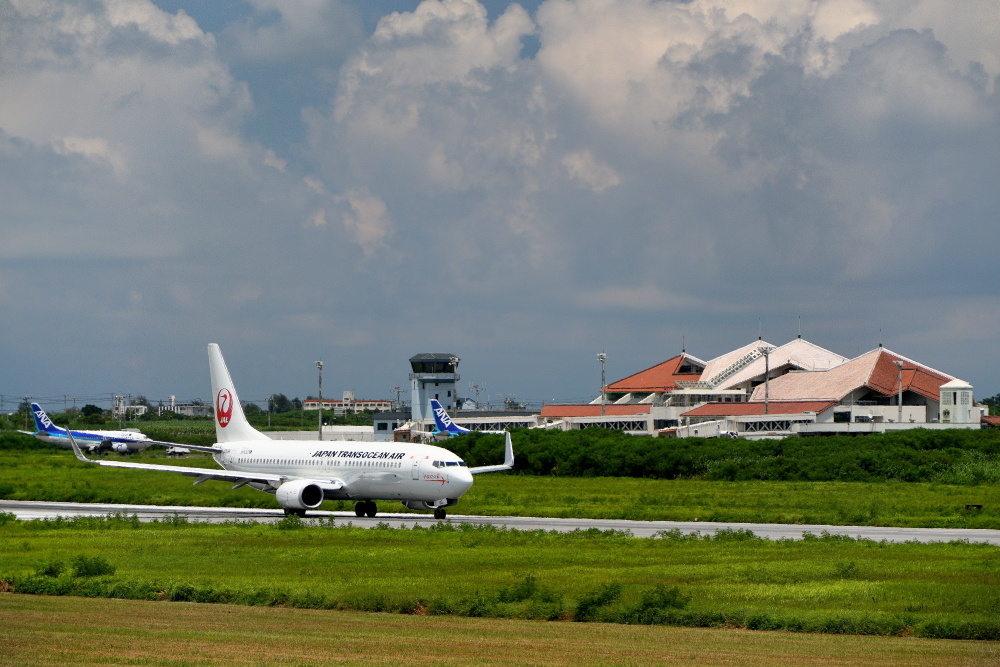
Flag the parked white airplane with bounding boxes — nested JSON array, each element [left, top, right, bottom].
[[68, 344, 514, 519], [26, 402, 154, 453]]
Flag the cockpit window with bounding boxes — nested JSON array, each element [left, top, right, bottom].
[[432, 460, 466, 468]]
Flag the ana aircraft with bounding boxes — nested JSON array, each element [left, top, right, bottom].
[[26, 403, 154, 453], [429, 399, 506, 436], [68, 344, 514, 519]]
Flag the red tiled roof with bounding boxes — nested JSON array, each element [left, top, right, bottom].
[[982, 415, 1000, 426], [865, 350, 950, 402], [605, 355, 703, 393], [681, 401, 838, 417], [540, 404, 652, 418]]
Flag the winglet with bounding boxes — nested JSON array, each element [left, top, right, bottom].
[[66, 429, 93, 463], [468, 432, 515, 475]]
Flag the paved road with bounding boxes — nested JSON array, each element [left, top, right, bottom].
[[3, 499, 998, 544]]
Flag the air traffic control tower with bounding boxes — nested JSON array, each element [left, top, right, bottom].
[[410, 353, 460, 421]]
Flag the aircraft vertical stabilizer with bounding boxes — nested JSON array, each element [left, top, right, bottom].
[[31, 403, 65, 434], [207, 344, 270, 443]]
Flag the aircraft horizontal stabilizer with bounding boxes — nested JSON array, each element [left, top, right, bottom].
[[146, 440, 223, 454], [67, 429, 282, 485]]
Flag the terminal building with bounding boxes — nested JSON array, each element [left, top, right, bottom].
[[540, 337, 983, 439], [302, 392, 393, 414], [375, 339, 984, 441]]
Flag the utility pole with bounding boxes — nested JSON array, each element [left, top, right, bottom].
[[597, 352, 607, 417], [316, 361, 324, 441], [268, 394, 273, 428], [468, 384, 484, 408]]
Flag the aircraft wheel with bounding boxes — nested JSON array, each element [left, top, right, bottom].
[[354, 502, 366, 518], [365, 501, 377, 518], [434, 508, 446, 520], [283, 508, 306, 518]]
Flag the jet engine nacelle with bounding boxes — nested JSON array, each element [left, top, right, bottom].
[[111, 442, 131, 453], [275, 480, 324, 510]]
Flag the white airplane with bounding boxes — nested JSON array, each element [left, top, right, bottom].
[[68, 344, 514, 519], [429, 399, 506, 436], [25, 402, 154, 453]]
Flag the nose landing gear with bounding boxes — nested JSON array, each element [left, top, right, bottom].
[[354, 500, 378, 518]]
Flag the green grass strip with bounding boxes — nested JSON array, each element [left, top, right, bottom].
[[2, 513, 998, 640]]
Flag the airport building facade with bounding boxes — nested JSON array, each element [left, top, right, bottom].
[[543, 338, 983, 439], [375, 340, 984, 441]]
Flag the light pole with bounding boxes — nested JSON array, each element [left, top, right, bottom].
[[597, 352, 607, 417], [316, 361, 324, 441], [762, 348, 771, 415], [894, 360, 904, 423]]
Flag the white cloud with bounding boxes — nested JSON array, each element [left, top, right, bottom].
[[561, 150, 619, 191], [53, 136, 128, 179], [224, 0, 362, 63], [304, 0, 998, 337], [337, 189, 391, 256], [5, 0, 1000, 401]]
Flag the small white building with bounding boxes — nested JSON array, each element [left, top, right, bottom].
[[939, 379, 975, 424]]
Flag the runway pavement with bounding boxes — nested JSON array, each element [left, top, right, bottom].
[[2, 499, 998, 544]]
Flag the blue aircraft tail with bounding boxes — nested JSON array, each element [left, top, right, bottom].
[[430, 399, 469, 435], [31, 403, 64, 434]]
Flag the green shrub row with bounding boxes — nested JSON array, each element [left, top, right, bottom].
[[446, 428, 1000, 483], [7, 423, 1000, 484], [6, 569, 997, 641]]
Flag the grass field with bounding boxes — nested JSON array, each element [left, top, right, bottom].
[[2, 595, 997, 667], [2, 446, 998, 528], [1, 515, 998, 639]]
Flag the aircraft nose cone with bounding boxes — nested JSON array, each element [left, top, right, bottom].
[[454, 468, 474, 494]]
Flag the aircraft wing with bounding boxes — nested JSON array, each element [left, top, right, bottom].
[[469, 432, 515, 474], [67, 429, 343, 490]]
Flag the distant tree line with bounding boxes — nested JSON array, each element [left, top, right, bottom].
[[445, 427, 1000, 484]]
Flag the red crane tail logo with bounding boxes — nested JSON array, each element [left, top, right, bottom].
[[216, 388, 233, 428]]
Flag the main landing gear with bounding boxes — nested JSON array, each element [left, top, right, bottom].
[[354, 500, 377, 518], [434, 508, 447, 520], [283, 508, 307, 518]]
